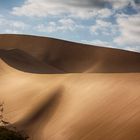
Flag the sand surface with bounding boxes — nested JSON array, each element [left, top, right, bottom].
[[0, 34, 140, 140]]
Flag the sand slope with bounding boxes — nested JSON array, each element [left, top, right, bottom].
[[0, 34, 140, 140], [0, 49, 62, 73], [0, 34, 140, 73]]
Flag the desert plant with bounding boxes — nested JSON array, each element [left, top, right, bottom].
[[0, 103, 29, 140]]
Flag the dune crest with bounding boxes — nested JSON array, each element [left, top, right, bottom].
[[0, 34, 140, 73]]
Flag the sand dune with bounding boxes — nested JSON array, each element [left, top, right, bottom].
[[0, 34, 140, 73], [0, 49, 62, 73], [0, 34, 140, 140]]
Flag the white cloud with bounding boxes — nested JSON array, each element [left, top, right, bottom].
[[114, 13, 140, 47], [70, 8, 112, 19], [109, 0, 131, 9], [12, 0, 113, 19], [0, 16, 28, 33], [97, 8, 113, 18], [108, 0, 139, 10], [12, 0, 67, 17], [90, 20, 110, 33], [4, 29, 20, 34], [58, 18, 76, 31], [36, 18, 84, 33], [90, 19, 117, 36], [36, 23, 55, 33], [12, 0, 140, 19]]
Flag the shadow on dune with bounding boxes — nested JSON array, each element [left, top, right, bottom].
[[0, 49, 64, 74], [14, 87, 63, 139], [0, 34, 140, 73], [0, 48, 140, 73]]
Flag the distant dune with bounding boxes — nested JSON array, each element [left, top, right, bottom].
[[0, 34, 140, 73], [0, 34, 140, 140]]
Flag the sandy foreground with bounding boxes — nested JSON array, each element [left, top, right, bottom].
[[0, 34, 140, 140]]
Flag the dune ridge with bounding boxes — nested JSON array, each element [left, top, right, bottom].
[[0, 34, 140, 73], [0, 34, 140, 140]]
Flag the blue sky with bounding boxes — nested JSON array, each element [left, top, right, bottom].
[[0, 0, 140, 52]]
